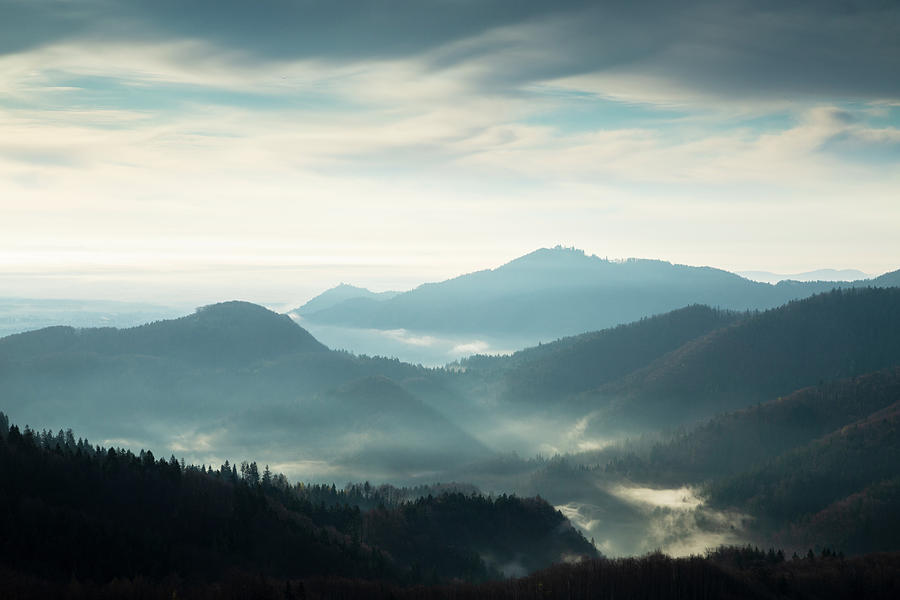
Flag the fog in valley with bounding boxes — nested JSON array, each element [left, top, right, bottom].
[[4, 0, 899, 593], [4, 248, 899, 561]]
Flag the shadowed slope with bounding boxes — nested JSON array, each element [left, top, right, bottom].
[[0, 301, 328, 367], [587, 288, 900, 428]]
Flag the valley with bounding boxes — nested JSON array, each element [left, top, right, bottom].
[[3, 250, 899, 567]]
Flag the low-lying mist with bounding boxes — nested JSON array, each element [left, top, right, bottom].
[[295, 318, 533, 366], [2, 385, 752, 561], [556, 484, 748, 557]]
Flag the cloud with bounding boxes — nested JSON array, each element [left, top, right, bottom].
[[609, 485, 703, 511], [2, 1, 897, 103], [559, 484, 750, 557], [450, 340, 491, 355], [170, 429, 225, 453], [381, 329, 438, 347], [0, 1, 897, 292]]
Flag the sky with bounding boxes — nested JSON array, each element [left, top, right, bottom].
[[1, 0, 899, 306]]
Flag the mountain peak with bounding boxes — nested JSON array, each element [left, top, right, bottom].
[[297, 248, 900, 342], [293, 283, 400, 316], [0, 301, 328, 366], [504, 246, 593, 267], [172, 301, 328, 361], [194, 300, 280, 319], [502, 246, 678, 273]]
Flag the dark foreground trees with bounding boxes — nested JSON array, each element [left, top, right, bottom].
[[2, 413, 899, 599], [0, 414, 594, 591], [2, 549, 899, 600]]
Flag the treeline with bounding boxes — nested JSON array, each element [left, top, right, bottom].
[[296, 481, 481, 511], [3, 547, 898, 599], [0, 414, 595, 589]]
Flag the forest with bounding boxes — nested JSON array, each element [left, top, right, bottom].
[[0, 414, 595, 588], [3, 413, 899, 600], [5, 0, 900, 588], [2, 284, 900, 596]]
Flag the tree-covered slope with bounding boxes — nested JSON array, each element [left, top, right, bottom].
[[585, 367, 900, 556], [458, 305, 741, 404], [679, 393, 900, 556], [632, 367, 900, 482], [589, 288, 900, 428], [0, 415, 596, 587], [780, 477, 900, 555], [0, 303, 477, 479], [708, 400, 900, 527], [0, 301, 328, 367]]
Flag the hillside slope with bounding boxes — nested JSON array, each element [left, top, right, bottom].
[[588, 288, 900, 429], [458, 305, 742, 404], [0, 417, 594, 586], [631, 367, 900, 482], [708, 399, 900, 552], [0, 301, 328, 367], [0, 302, 479, 480]]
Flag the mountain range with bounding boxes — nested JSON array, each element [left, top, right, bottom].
[[292, 247, 900, 341], [2, 249, 900, 568], [738, 268, 871, 284]]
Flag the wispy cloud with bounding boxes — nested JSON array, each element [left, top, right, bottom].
[[0, 0, 897, 299], [5, 1, 898, 101]]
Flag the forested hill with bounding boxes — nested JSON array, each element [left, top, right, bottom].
[[709, 397, 900, 555], [0, 301, 327, 367], [630, 367, 900, 483], [586, 287, 900, 428], [0, 414, 596, 588], [0, 302, 479, 479], [582, 366, 900, 556], [295, 247, 900, 338], [457, 305, 742, 403], [4, 415, 897, 600]]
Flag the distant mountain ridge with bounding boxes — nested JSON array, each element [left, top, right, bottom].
[[293, 247, 900, 339], [295, 283, 400, 315], [0, 297, 185, 338], [738, 268, 871, 284], [4, 287, 900, 557]]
